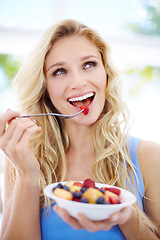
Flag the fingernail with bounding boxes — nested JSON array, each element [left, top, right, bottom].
[[77, 216, 82, 221], [112, 215, 119, 222], [77, 214, 83, 222]]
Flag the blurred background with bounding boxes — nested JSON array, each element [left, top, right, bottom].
[[0, 0, 160, 220]]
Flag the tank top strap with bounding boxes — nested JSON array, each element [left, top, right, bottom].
[[127, 136, 144, 210]]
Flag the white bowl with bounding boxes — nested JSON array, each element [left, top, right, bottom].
[[43, 182, 136, 221]]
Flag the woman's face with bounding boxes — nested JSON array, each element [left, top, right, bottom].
[[45, 35, 107, 125]]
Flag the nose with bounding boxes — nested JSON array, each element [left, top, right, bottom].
[[69, 69, 87, 90]]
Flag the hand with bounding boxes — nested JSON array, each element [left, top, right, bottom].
[[53, 204, 134, 232], [0, 110, 42, 177]]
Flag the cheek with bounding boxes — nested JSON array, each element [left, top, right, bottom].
[[46, 81, 63, 103], [97, 70, 107, 92]]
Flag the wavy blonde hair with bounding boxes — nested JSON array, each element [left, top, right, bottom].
[[12, 19, 157, 234]]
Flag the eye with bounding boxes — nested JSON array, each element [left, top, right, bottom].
[[83, 61, 97, 69], [53, 68, 66, 76]]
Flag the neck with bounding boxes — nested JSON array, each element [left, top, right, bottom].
[[64, 123, 95, 180], [65, 123, 94, 156]]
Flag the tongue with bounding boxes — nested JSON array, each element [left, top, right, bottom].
[[71, 98, 91, 108]]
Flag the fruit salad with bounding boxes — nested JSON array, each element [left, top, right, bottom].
[[53, 178, 121, 205]]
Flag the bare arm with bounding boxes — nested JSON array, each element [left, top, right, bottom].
[[0, 110, 42, 240], [1, 161, 41, 240], [118, 139, 160, 239], [139, 140, 160, 236]]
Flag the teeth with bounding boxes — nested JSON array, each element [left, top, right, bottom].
[[68, 92, 94, 102]]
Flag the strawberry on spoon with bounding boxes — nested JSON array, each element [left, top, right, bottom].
[[80, 106, 89, 115]]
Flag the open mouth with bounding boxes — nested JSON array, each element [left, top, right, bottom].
[[68, 92, 95, 108]]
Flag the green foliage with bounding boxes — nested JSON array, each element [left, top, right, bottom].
[[125, 2, 160, 96], [127, 5, 160, 36], [126, 66, 160, 96], [0, 54, 22, 86]]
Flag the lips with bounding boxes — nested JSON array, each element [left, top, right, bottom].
[[68, 92, 95, 108]]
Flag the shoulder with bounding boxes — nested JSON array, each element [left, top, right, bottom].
[[138, 139, 160, 166], [137, 140, 160, 229], [137, 139, 160, 192]]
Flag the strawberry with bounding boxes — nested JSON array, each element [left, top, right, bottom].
[[107, 187, 121, 196], [83, 178, 95, 188], [73, 197, 81, 202], [80, 106, 89, 115], [109, 195, 120, 204], [101, 187, 121, 196], [73, 182, 83, 187]]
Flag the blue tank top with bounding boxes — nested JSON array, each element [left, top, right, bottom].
[[40, 137, 144, 240]]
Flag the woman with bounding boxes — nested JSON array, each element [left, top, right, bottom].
[[0, 19, 160, 240]]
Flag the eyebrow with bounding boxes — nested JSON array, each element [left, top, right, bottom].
[[46, 61, 65, 73], [46, 55, 100, 73]]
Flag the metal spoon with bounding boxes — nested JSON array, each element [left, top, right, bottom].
[[17, 109, 84, 119]]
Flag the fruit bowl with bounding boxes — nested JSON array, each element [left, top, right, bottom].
[[43, 180, 136, 221]]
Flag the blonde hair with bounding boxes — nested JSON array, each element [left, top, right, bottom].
[[13, 19, 157, 234]]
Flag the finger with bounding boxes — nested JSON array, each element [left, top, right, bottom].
[[5, 124, 41, 161], [16, 124, 42, 148], [7, 118, 40, 144], [0, 110, 20, 136], [0, 118, 39, 154], [110, 206, 134, 225], [77, 214, 112, 232], [54, 206, 83, 230], [1, 126, 41, 161]]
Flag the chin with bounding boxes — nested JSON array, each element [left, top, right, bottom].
[[77, 112, 100, 126]]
